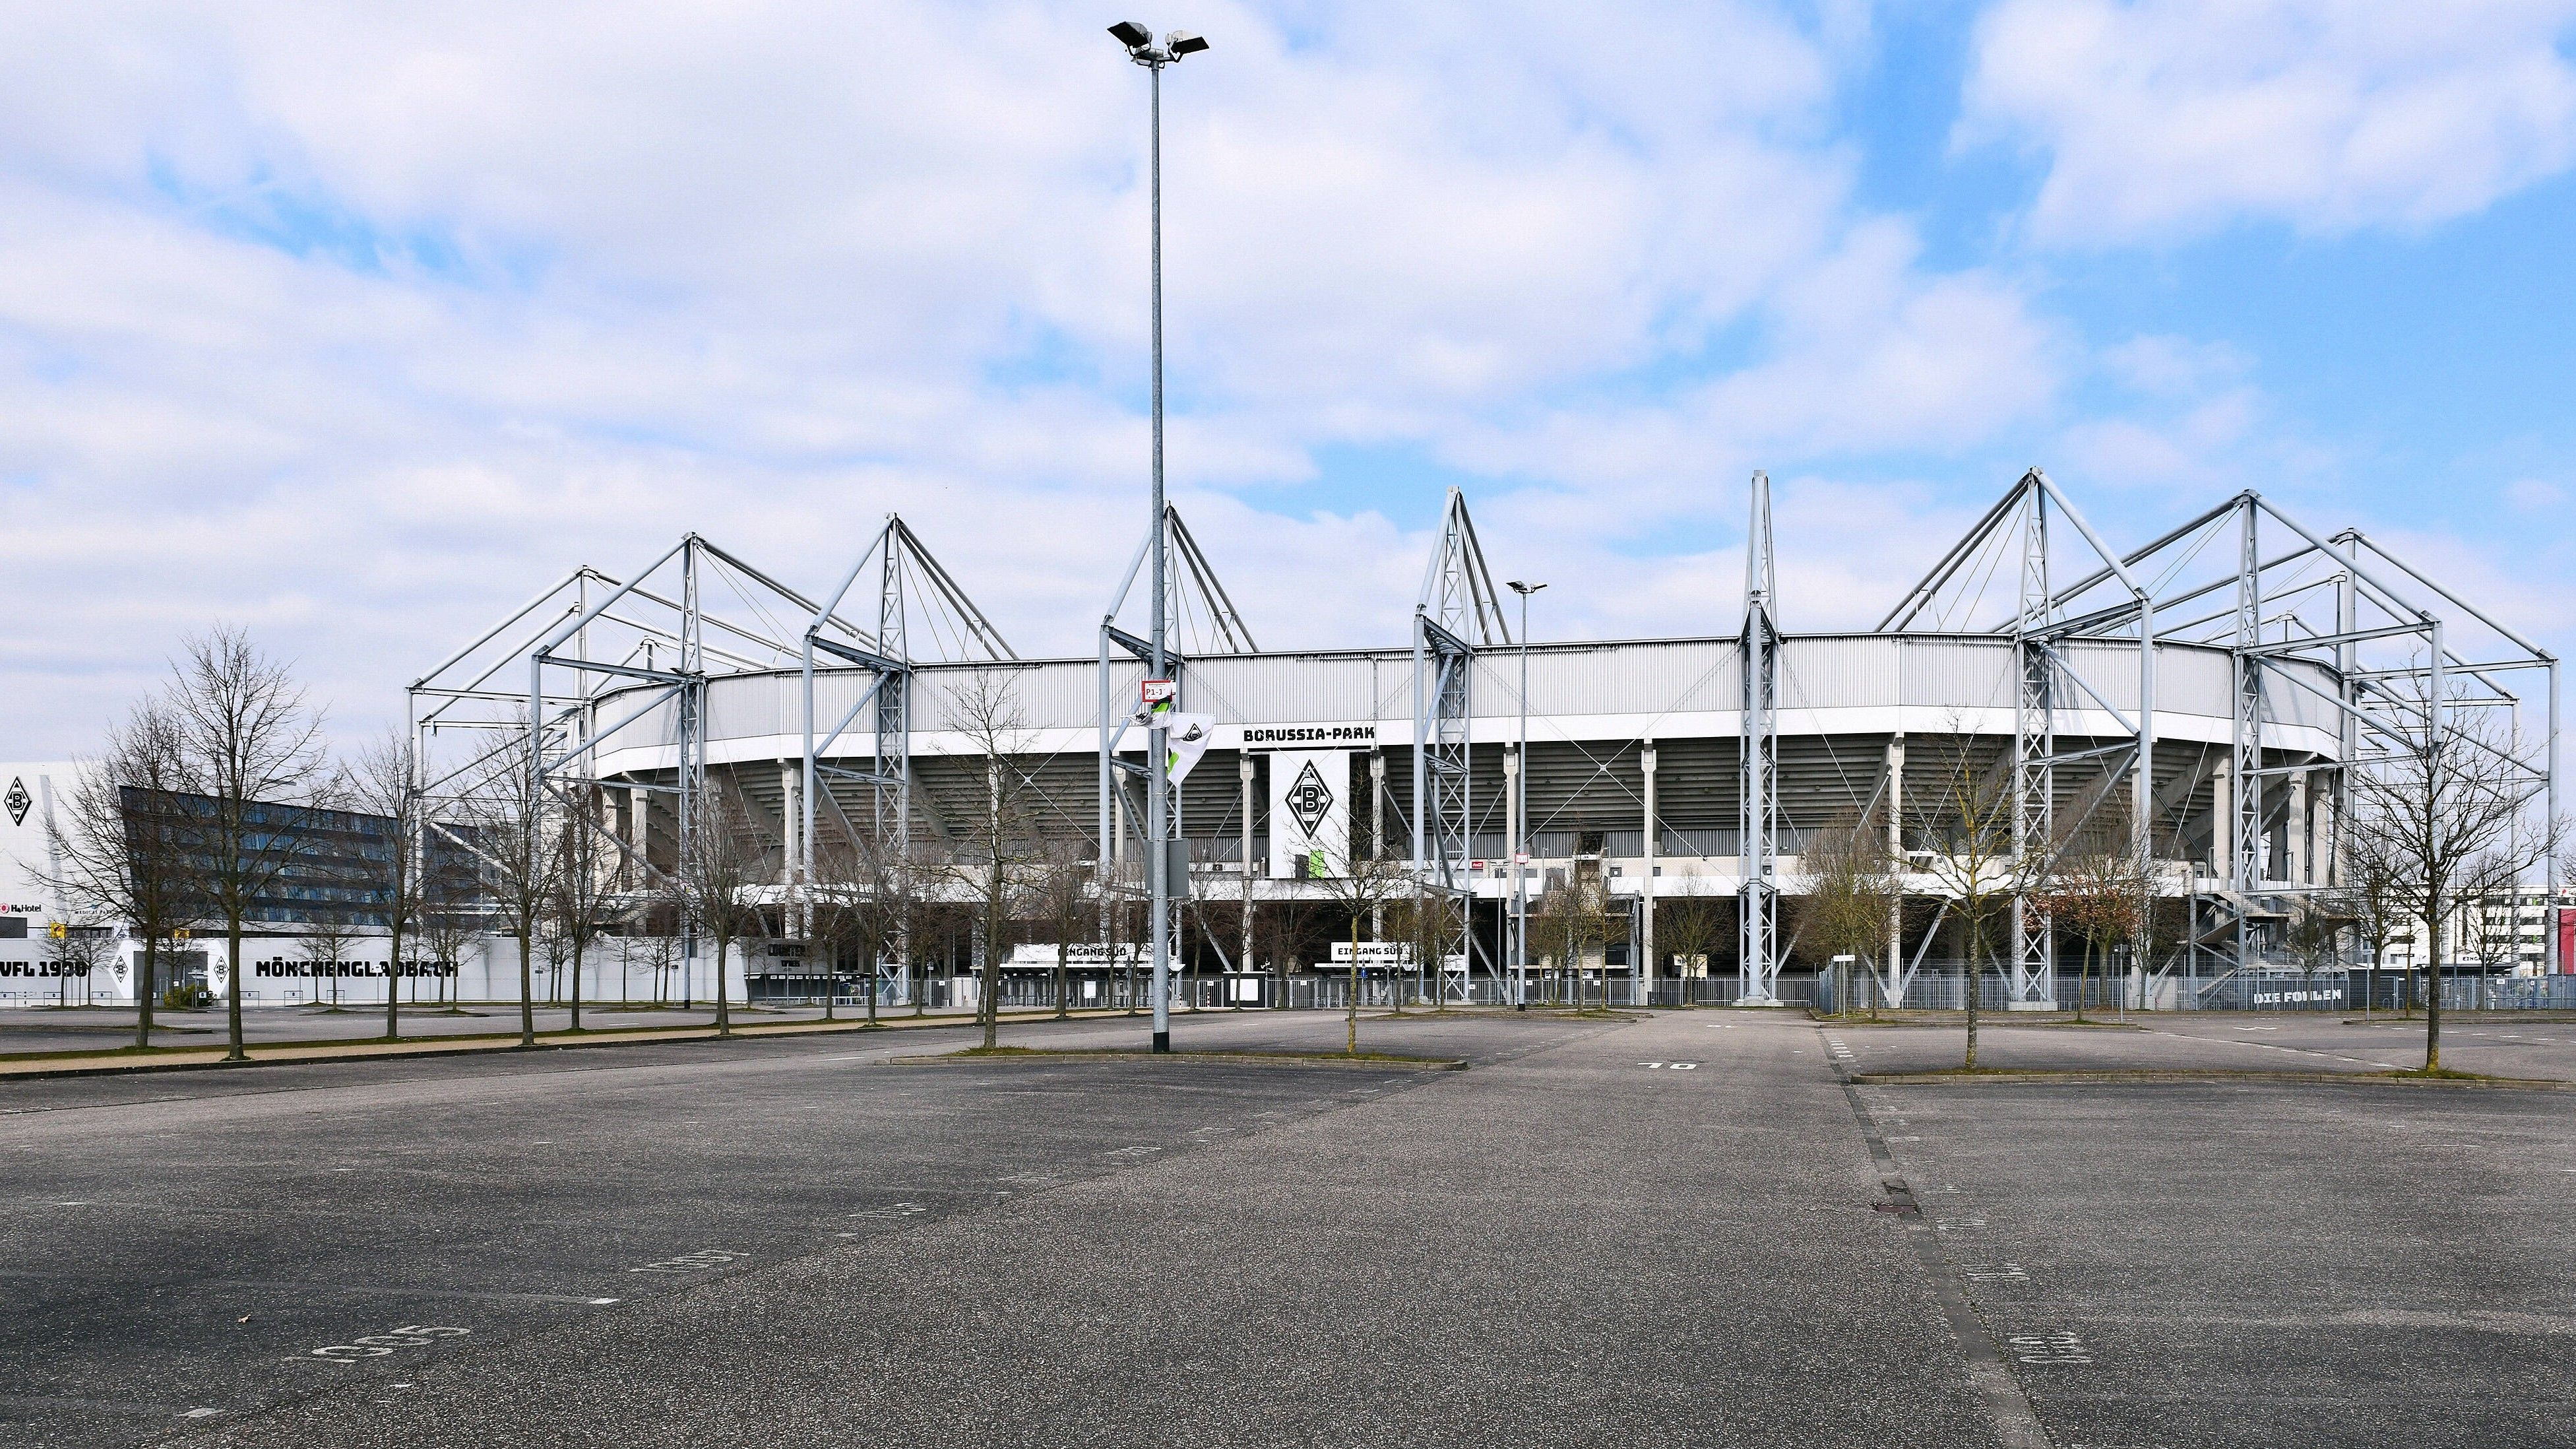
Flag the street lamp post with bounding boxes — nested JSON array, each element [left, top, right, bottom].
[[1507, 581, 1545, 1011], [1111, 20, 1209, 1054]]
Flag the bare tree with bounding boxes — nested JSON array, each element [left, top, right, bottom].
[[1306, 843, 1417, 1054], [1654, 873, 1727, 1004], [1795, 811, 1901, 1019], [38, 701, 204, 1048], [803, 837, 865, 1023], [348, 732, 425, 1040], [2344, 682, 2562, 1072], [2035, 809, 2148, 1023], [416, 885, 478, 1012], [1251, 888, 1322, 1011], [166, 626, 334, 1062], [941, 669, 1044, 1050], [550, 781, 619, 1033], [1384, 887, 1453, 1015], [298, 914, 360, 1010], [1027, 837, 1097, 1021], [456, 726, 559, 1048], [1899, 727, 2030, 1070], [671, 780, 777, 1038], [44, 918, 114, 1008], [629, 899, 686, 1009]]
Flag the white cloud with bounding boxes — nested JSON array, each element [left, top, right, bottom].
[[1963, 0, 2576, 242], [0, 1, 2267, 756]]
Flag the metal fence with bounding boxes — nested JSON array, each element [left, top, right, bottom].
[[1808, 965, 2576, 1014], [756, 965, 2576, 1015]]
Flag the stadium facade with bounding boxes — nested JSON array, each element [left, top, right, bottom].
[[408, 470, 2565, 1010]]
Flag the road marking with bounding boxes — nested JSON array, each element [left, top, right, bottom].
[[1639, 1061, 1700, 1070], [1103, 1145, 1162, 1157], [847, 1203, 926, 1219], [307, 1324, 469, 1363], [628, 1248, 750, 1274], [2005, 1330, 2094, 1365], [1963, 1265, 2029, 1281], [180, 1408, 222, 1418]]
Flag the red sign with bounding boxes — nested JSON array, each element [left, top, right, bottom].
[[2558, 907, 2575, 975], [1141, 679, 1176, 707]]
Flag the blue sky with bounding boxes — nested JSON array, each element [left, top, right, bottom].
[[1, 1, 2573, 752]]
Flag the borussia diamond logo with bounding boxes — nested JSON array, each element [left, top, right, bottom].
[[3, 778, 27, 828], [1285, 761, 1334, 840]]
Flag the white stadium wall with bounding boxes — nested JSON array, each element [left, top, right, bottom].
[[0, 933, 751, 1007]]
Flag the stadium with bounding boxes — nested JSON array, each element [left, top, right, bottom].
[[410, 468, 2562, 1012]]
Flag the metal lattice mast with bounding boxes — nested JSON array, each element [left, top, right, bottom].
[[1412, 488, 1506, 996], [1738, 472, 1781, 1006], [677, 539, 705, 986], [2232, 496, 2264, 899], [2009, 476, 2056, 1006], [876, 523, 911, 849]]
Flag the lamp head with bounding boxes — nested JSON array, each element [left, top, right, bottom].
[[1166, 30, 1209, 55], [1108, 20, 1152, 48]]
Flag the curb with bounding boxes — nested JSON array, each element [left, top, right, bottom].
[[0, 1010, 1133, 1083], [885, 1049, 1468, 1071], [1849, 1068, 2576, 1091]]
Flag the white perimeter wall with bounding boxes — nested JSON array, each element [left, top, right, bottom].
[[0, 935, 751, 1006]]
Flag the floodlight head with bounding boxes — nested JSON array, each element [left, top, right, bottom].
[[1166, 30, 1209, 55], [1108, 20, 1152, 48], [1507, 579, 1547, 596]]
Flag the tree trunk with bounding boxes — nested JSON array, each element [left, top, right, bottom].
[[1963, 936, 1981, 1072], [518, 932, 536, 1046], [980, 920, 1001, 1051], [136, 938, 158, 1049], [2076, 936, 2092, 1024], [385, 918, 404, 1041], [866, 953, 881, 1027], [1055, 945, 1069, 1020], [569, 936, 584, 1032], [2423, 929, 2443, 1072], [224, 918, 246, 1061], [714, 936, 733, 1037], [1346, 918, 1360, 1056]]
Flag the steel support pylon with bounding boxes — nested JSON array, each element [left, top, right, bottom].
[[1412, 488, 1507, 1000], [1738, 472, 1782, 1006], [2008, 479, 2056, 1007]]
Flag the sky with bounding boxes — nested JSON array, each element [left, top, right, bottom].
[[3, 0, 2575, 754]]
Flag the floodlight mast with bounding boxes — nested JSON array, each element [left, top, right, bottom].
[[1110, 20, 1209, 1053], [1507, 581, 1546, 1010]]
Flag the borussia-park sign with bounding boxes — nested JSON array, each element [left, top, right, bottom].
[[1241, 722, 1377, 750]]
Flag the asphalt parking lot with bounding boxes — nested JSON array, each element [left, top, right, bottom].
[[1816, 1008, 2576, 1080], [8, 1009, 2573, 1447]]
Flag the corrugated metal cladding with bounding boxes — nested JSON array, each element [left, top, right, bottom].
[[594, 633, 2275, 752], [1895, 637, 2018, 712], [1182, 653, 1398, 724], [908, 660, 1100, 734], [1474, 640, 1740, 719]]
